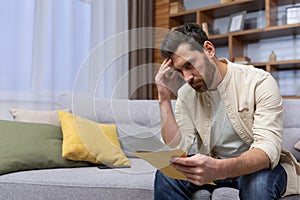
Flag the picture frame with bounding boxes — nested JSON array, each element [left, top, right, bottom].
[[286, 6, 300, 25], [228, 11, 246, 33]]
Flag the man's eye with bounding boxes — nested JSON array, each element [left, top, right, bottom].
[[184, 64, 192, 69], [175, 69, 183, 76]]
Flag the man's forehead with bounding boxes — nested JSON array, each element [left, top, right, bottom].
[[171, 44, 190, 60], [174, 43, 192, 56], [171, 43, 195, 66]]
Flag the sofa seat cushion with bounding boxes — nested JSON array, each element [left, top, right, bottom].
[[0, 158, 155, 200], [209, 188, 300, 200]]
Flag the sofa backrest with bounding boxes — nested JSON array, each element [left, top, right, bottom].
[[55, 94, 300, 159], [282, 99, 300, 161], [55, 93, 176, 138], [55, 93, 166, 126], [56, 94, 300, 128], [282, 99, 300, 128]]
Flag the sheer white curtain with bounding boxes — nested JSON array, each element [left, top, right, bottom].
[[0, 0, 128, 108], [88, 0, 129, 99], [0, 0, 91, 103]]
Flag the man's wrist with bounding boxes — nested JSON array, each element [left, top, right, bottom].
[[158, 97, 171, 105], [217, 159, 229, 180], [157, 91, 171, 103]]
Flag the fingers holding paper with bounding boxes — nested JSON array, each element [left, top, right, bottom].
[[170, 154, 221, 186]]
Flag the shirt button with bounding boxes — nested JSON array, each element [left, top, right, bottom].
[[207, 104, 211, 107]]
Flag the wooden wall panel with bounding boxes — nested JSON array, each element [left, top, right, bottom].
[[153, 0, 170, 99]]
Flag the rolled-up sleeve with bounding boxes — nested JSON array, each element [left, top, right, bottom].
[[174, 97, 197, 153], [250, 73, 283, 169]]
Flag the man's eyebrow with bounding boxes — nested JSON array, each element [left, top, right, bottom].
[[172, 61, 189, 73], [182, 61, 190, 67]]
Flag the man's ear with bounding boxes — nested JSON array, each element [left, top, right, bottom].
[[203, 41, 215, 57]]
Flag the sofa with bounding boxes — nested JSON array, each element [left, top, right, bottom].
[[0, 93, 299, 200]]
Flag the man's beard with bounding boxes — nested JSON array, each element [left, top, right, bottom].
[[189, 77, 208, 93], [201, 56, 222, 91]]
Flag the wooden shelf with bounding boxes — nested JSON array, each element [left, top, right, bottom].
[[170, 0, 265, 18], [209, 34, 229, 47], [169, 1, 300, 53], [252, 59, 300, 70], [198, 0, 265, 18], [283, 96, 300, 99], [277, 0, 300, 6], [232, 24, 300, 41], [169, 9, 197, 18], [208, 24, 300, 47]]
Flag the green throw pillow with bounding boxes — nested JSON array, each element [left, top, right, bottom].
[[0, 120, 90, 175]]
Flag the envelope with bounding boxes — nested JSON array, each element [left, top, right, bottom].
[[133, 149, 216, 186], [132, 149, 187, 180]]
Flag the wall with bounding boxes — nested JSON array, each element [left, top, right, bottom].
[[183, 0, 219, 9]]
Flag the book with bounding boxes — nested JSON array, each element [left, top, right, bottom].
[[170, 2, 185, 14], [202, 22, 209, 36], [201, 22, 214, 36]]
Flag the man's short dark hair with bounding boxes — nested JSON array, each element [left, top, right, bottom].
[[160, 23, 209, 58]]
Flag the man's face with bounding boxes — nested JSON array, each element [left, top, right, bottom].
[[171, 43, 221, 92]]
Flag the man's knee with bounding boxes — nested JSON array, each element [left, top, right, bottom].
[[238, 164, 287, 200], [154, 170, 197, 200]]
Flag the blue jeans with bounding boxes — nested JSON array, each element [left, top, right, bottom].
[[154, 164, 287, 200]]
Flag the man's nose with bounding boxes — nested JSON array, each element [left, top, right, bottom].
[[183, 70, 193, 82]]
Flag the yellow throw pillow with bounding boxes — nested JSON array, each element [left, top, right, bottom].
[[57, 110, 130, 168]]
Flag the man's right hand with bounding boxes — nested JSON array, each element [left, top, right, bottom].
[[155, 58, 178, 102]]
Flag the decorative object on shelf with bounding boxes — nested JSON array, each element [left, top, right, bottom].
[[228, 11, 247, 32], [286, 6, 300, 24], [269, 51, 277, 62], [233, 56, 251, 64], [244, 17, 257, 30], [201, 22, 214, 36], [202, 22, 209, 36], [169, 1, 185, 14]]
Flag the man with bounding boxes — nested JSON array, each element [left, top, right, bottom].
[[154, 23, 299, 199]]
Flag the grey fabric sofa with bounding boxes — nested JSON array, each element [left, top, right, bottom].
[[0, 94, 299, 200]]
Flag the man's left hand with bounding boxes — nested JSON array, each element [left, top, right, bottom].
[[170, 154, 223, 186]]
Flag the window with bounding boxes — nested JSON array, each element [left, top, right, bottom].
[[0, 0, 92, 101]]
